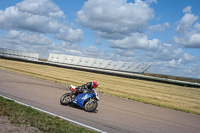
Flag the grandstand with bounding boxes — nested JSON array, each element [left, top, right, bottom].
[[48, 53, 150, 74], [0, 48, 39, 61], [0, 48, 150, 74]]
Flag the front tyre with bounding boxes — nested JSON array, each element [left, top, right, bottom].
[[84, 99, 98, 112], [60, 93, 71, 105]]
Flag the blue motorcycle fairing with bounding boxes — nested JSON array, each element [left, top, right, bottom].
[[72, 93, 93, 107]]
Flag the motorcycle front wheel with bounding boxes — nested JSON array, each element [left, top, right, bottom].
[[60, 93, 71, 105], [84, 99, 98, 112]]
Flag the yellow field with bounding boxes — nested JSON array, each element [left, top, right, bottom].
[[0, 58, 200, 115]]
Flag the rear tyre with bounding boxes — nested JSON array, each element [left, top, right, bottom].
[[84, 99, 98, 112], [60, 93, 71, 105]]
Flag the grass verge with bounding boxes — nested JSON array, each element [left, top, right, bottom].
[[0, 96, 95, 133], [0, 58, 200, 115]]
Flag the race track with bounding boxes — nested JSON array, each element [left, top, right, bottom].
[[0, 69, 200, 133]]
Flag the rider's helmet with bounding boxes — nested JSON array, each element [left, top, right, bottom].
[[92, 81, 98, 88]]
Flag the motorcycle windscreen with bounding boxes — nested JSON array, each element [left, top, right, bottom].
[[72, 93, 93, 107]]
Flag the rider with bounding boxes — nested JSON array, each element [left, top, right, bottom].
[[76, 81, 98, 93], [71, 81, 98, 98]]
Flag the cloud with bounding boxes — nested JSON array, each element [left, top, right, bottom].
[[183, 64, 200, 78], [16, 0, 64, 18], [82, 46, 102, 56], [0, 30, 85, 59], [174, 6, 200, 48], [182, 53, 198, 63], [163, 53, 197, 67], [0, 30, 58, 58], [147, 55, 200, 79], [1, 30, 53, 46], [168, 59, 182, 68], [55, 27, 83, 43], [77, 0, 154, 39], [183, 6, 192, 13], [114, 49, 136, 57], [147, 60, 200, 78], [0, 0, 83, 43], [109, 32, 160, 50], [175, 13, 198, 33], [95, 39, 102, 45], [145, 0, 157, 4], [144, 44, 184, 61], [74, 46, 118, 60], [77, 0, 165, 57], [144, 40, 199, 78], [65, 49, 82, 55], [174, 32, 200, 48], [143, 44, 198, 63], [0, 0, 63, 33], [149, 22, 170, 32], [194, 22, 200, 30]]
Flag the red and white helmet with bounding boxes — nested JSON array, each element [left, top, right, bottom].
[[92, 81, 98, 88]]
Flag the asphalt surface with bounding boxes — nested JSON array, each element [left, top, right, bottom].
[[0, 69, 200, 133]]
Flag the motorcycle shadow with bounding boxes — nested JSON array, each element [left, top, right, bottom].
[[68, 103, 98, 113]]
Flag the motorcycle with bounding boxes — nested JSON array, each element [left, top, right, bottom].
[[60, 85, 99, 112]]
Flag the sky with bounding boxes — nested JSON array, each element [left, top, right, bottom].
[[0, 0, 200, 79]]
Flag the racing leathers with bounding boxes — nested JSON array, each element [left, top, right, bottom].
[[75, 82, 93, 93]]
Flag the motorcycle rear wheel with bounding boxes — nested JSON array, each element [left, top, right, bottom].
[[84, 99, 98, 112], [60, 93, 71, 105]]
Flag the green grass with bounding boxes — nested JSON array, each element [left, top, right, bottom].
[[0, 96, 96, 133], [0, 58, 200, 115]]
